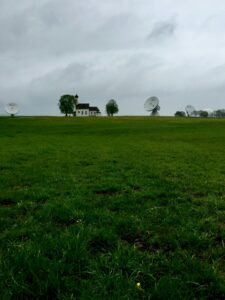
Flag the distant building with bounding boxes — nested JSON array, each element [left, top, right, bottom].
[[89, 106, 101, 116], [75, 103, 101, 117], [76, 103, 90, 117]]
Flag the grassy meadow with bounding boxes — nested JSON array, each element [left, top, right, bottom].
[[1, 116, 225, 299]]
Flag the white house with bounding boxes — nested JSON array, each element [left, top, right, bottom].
[[75, 103, 101, 117], [76, 103, 90, 117]]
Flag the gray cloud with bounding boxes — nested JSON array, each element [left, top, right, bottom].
[[1, 0, 225, 116], [148, 19, 177, 41]]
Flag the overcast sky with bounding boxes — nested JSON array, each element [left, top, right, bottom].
[[0, 0, 225, 116]]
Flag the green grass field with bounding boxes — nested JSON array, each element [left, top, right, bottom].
[[1, 116, 225, 299]]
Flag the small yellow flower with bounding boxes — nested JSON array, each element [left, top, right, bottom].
[[136, 282, 141, 289]]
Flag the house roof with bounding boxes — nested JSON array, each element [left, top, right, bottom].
[[89, 106, 100, 112], [76, 103, 89, 109]]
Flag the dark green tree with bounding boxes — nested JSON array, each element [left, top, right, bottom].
[[199, 110, 208, 118], [59, 95, 78, 116], [215, 109, 225, 117], [106, 99, 119, 116], [175, 111, 186, 117]]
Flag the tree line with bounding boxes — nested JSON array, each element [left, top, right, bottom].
[[175, 109, 225, 118]]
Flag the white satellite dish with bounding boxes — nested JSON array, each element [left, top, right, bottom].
[[185, 105, 195, 116], [5, 103, 19, 116], [144, 96, 160, 116]]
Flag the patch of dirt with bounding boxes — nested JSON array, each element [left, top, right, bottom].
[[133, 237, 150, 251], [76, 161, 93, 166], [87, 237, 115, 254], [55, 217, 82, 227], [121, 232, 159, 252], [191, 191, 208, 198], [95, 187, 120, 196], [108, 206, 122, 213], [0, 199, 16, 207], [130, 185, 141, 191], [35, 197, 49, 204], [0, 166, 11, 171], [16, 233, 30, 242], [14, 183, 32, 190]]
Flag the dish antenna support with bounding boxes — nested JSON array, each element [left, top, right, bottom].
[[185, 105, 195, 117]]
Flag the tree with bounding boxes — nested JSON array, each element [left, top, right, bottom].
[[106, 99, 119, 116], [175, 111, 186, 117], [199, 110, 208, 118], [214, 109, 225, 118], [59, 95, 78, 116]]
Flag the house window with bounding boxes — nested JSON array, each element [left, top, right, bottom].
[[85, 111, 87, 115], [81, 111, 83, 115]]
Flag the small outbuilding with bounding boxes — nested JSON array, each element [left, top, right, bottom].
[[89, 106, 101, 116]]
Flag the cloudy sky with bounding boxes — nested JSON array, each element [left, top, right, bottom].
[[0, 0, 225, 116]]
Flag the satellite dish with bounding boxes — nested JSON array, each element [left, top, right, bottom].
[[144, 96, 160, 116], [5, 103, 19, 116], [185, 105, 195, 116], [144, 96, 159, 111]]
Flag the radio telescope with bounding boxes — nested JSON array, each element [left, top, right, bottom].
[[185, 105, 195, 117], [144, 96, 160, 116], [5, 103, 19, 117]]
